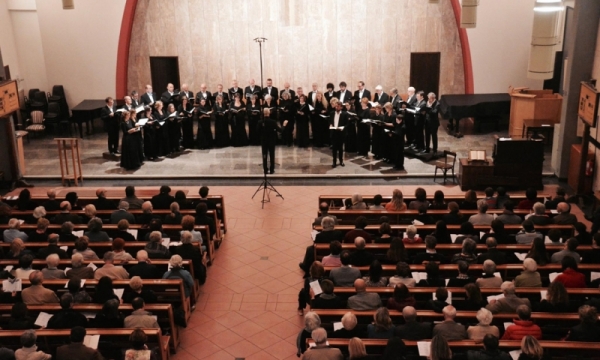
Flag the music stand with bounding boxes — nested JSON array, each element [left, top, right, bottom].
[[252, 172, 284, 208]]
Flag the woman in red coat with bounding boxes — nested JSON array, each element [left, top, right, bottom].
[[554, 256, 586, 288]]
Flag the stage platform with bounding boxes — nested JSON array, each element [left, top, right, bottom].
[[20, 121, 554, 180]]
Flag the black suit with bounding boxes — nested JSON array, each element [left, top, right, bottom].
[[262, 86, 279, 101], [228, 87, 243, 102], [179, 90, 194, 103], [414, 99, 427, 150], [92, 196, 116, 211], [100, 104, 119, 153], [393, 115, 405, 169], [334, 89, 352, 104], [141, 92, 157, 106], [403, 94, 417, 145], [424, 100, 440, 153], [128, 261, 160, 279], [390, 95, 401, 111], [330, 110, 348, 165], [151, 193, 176, 210], [354, 89, 372, 109], [161, 91, 178, 108], [280, 88, 296, 101], [375, 92, 390, 105], [131, 98, 140, 108], [212, 91, 229, 106], [477, 248, 509, 265], [307, 91, 320, 107], [394, 320, 433, 340], [257, 117, 282, 173], [244, 86, 262, 101]]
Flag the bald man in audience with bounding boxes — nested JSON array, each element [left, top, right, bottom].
[[486, 281, 531, 314], [553, 202, 578, 225], [43, 190, 61, 212], [22, 271, 60, 305], [92, 188, 116, 210], [347, 279, 382, 310], [349, 237, 375, 266], [432, 305, 468, 341], [395, 306, 433, 340], [128, 250, 160, 279], [136, 201, 159, 225]]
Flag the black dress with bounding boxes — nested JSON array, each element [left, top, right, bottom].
[[279, 99, 294, 146], [178, 103, 195, 149], [120, 119, 143, 170], [142, 112, 158, 160], [295, 102, 310, 148], [247, 102, 261, 145], [311, 101, 328, 147], [197, 104, 213, 148], [229, 103, 248, 147], [213, 102, 230, 147], [167, 109, 181, 153], [345, 107, 358, 153], [371, 112, 384, 159], [383, 110, 397, 162], [357, 107, 371, 156], [153, 110, 170, 156]]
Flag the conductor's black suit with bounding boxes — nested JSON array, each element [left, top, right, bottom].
[[100, 104, 119, 154], [257, 117, 282, 174], [329, 109, 349, 167]]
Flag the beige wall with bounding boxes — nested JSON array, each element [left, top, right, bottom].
[[0, 0, 21, 83], [127, 0, 465, 97]]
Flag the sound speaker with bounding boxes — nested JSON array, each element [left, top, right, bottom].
[[528, 5, 561, 79], [62, 0, 74, 10], [461, 0, 479, 28]]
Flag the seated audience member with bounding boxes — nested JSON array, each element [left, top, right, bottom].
[[526, 237, 550, 266], [143, 219, 166, 241], [125, 328, 156, 360], [544, 187, 566, 210], [92, 188, 116, 211], [322, 241, 342, 267], [483, 187, 497, 209], [123, 276, 157, 304], [381, 238, 408, 265], [68, 277, 92, 303], [59, 221, 78, 242], [535, 281, 575, 312], [314, 216, 344, 244], [430, 190, 448, 210], [43, 190, 61, 211], [82, 204, 97, 224], [343, 216, 372, 243], [94, 251, 129, 280], [13, 189, 36, 211], [22, 271, 60, 305], [363, 260, 388, 287], [301, 327, 343, 360], [56, 326, 103, 360], [331, 312, 364, 339], [408, 188, 429, 210], [181, 215, 203, 243], [413, 235, 448, 264], [174, 191, 193, 211], [197, 185, 218, 210], [433, 305, 468, 341], [526, 202, 551, 225], [478, 238, 508, 265], [388, 262, 416, 288], [36, 233, 67, 259], [51, 201, 82, 225], [41, 254, 66, 279], [455, 222, 478, 244], [298, 312, 322, 355], [13, 254, 35, 279], [84, 217, 110, 242], [3, 218, 28, 243], [111, 201, 136, 224], [6, 238, 32, 260], [151, 185, 175, 210], [516, 220, 542, 245], [368, 307, 395, 339], [128, 250, 160, 279], [47, 293, 88, 329], [122, 185, 144, 210], [443, 201, 464, 225], [16, 330, 51, 360], [348, 338, 370, 360], [145, 230, 171, 259], [456, 283, 487, 311], [469, 200, 494, 225], [92, 276, 120, 304], [299, 262, 326, 314], [310, 279, 345, 309], [91, 298, 124, 328], [402, 225, 422, 244], [545, 228, 562, 245], [501, 305, 542, 340], [476, 260, 502, 288], [467, 308, 499, 341], [574, 222, 592, 245], [66, 253, 94, 279], [517, 188, 537, 210], [124, 297, 160, 328], [194, 203, 216, 240], [550, 238, 580, 264], [451, 238, 478, 264], [374, 223, 393, 244], [350, 237, 376, 266], [496, 201, 522, 225], [447, 260, 475, 287], [461, 190, 478, 210], [369, 194, 385, 210], [467, 334, 511, 360], [65, 191, 82, 210], [582, 233, 600, 264], [486, 282, 531, 314], [430, 335, 453, 360], [394, 306, 432, 340], [386, 284, 415, 311], [519, 336, 547, 360], [565, 305, 600, 342], [330, 251, 361, 287], [28, 217, 50, 242], [111, 238, 134, 261], [136, 201, 158, 226], [415, 205, 435, 225], [351, 193, 368, 210], [385, 189, 407, 211], [428, 287, 450, 313], [481, 220, 510, 245], [314, 202, 339, 226], [514, 258, 542, 287], [114, 219, 136, 242], [431, 220, 453, 245], [347, 279, 382, 310], [162, 255, 194, 298], [553, 202, 577, 225], [173, 230, 205, 277], [163, 202, 182, 225], [7, 302, 36, 330], [73, 236, 100, 260], [553, 255, 586, 288], [417, 262, 446, 288]]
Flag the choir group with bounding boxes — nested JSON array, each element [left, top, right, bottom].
[[100, 79, 440, 172]]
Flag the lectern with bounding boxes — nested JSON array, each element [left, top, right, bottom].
[[508, 88, 563, 138], [55, 138, 83, 186]]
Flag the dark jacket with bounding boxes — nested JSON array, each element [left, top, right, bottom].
[[566, 323, 600, 342], [92, 197, 117, 211], [447, 276, 475, 288], [37, 245, 68, 260], [56, 342, 103, 360], [151, 193, 176, 210], [314, 230, 344, 244], [47, 309, 88, 329], [477, 249, 508, 265], [51, 212, 82, 225], [91, 313, 125, 328], [123, 289, 157, 304], [467, 349, 511, 360], [412, 252, 448, 264], [349, 249, 375, 267], [394, 320, 432, 340], [310, 294, 346, 309], [128, 261, 161, 279]]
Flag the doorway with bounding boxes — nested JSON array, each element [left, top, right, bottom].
[[410, 52, 441, 96], [149, 57, 181, 94]]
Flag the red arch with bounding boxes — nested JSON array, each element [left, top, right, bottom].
[[451, 0, 474, 94], [115, 0, 139, 98]]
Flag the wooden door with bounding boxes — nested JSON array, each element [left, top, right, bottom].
[[410, 52, 441, 96], [149, 57, 180, 94]]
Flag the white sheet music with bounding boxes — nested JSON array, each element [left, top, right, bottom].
[[540, 290, 547, 299], [73, 230, 84, 237], [411, 272, 427, 282], [310, 280, 323, 296], [2, 279, 21, 292], [137, 119, 149, 126], [87, 263, 97, 271], [504, 322, 515, 330], [549, 272, 561, 282], [4, 265, 13, 273], [83, 335, 100, 349], [34, 312, 53, 327], [162, 238, 170, 248], [412, 219, 424, 226], [114, 288, 124, 300], [433, 291, 452, 304], [509, 350, 522, 360], [65, 279, 85, 289], [417, 342, 431, 357], [333, 322, 343, 331], [127, 229, 138, 238], [487, 294, 505, 303], [591, 272, 600, 282], [450, 234, 459, 243], [311, 230, 320, 242], [59, 246, 68, 252], [309, 104, 315, 111], [514, 253, 527, 261]]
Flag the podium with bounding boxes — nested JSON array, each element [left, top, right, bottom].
[[55, 138, 83, 186], [508, 88, 562, 138]]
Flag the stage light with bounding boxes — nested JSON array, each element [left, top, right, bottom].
[[62, 0, 74, 10], [528, 1, 563, 79], [460, 0, 479, 28]]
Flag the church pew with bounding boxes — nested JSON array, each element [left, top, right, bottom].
[[0, 304, 180, 351], [1, 279, 192, 322], [316, 339, 600, 358], [0, 328, 169, 360]]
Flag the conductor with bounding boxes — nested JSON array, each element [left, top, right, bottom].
[[330, 101, 348, 168], [258, 108, 283, 174]]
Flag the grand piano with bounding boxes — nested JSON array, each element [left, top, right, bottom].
[[439, 93, 511, 132]]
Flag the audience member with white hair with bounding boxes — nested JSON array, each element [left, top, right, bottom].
[[467, 308, 500, 341], [83, 204, 97, 223], [514, 258, 542, 287], [301, 327, 343, 360], [145, 230, 171, 259], [94, 251, 129, 280], [525, 202, 551, 225], [476, 260, 503, 288], [486, 281, 531, 314], [297, 311, 322, 355], [41, 253, 66, 279], [111, 200, 136, 224], [432, 305, 468, 341], [123, 276, 157, 304], [30, 206, 47, 224], [16, 330, 51, 360], [3, 218, 28, 242], [331, 312, 363, 339], [162, 255, 194, 298], [66, 253, 95, 279], [468, 200, 494, 225]]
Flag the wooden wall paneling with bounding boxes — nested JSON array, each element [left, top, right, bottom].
[[232, 20, 250, 87], [261, 20, 279, 86], [127, 0, 147, 93], [380, 0, 397, 93], [364, 3, 381, 91], [173, 0, 194, 90], [395, 1, 411, 92], [292, 25, 309, 92], [321, 0, 337, 88], [336, 2, 352, 86], [247, 0, 263, 86], [350, 0, 368, 93], [201, 0, 221, 90], [146, 0, 166, 57], [306, 22, 324, 90], [277, 25, 294, 87]]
